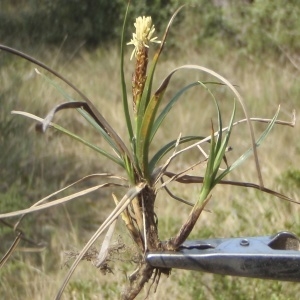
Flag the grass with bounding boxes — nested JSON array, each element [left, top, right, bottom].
[[1, 37, 300, 299]]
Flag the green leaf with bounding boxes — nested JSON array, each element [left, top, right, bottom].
[[211, 100, 236, 181], [12, 110, 124, 167], [201, 124, 216, 195], [120, 1, 134, 142], [52, 123, 124, 168], [137, 91, 166, 180], [196, 91, 235, 203], [216, 106, 280, 182], [150, 82, 201, 142], [149, 135, 205, 173], [77, 108, 121, 154]]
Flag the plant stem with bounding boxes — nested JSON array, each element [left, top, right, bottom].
[[121, 185, 160, 299], [165, 195, 211, 250]]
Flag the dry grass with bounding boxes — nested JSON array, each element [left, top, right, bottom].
[[1, 41, 300, 299]]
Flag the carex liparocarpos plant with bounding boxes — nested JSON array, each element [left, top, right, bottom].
[[0, 4, 297, 299]]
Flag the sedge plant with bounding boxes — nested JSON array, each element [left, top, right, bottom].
[[0, 4, 297, 300]]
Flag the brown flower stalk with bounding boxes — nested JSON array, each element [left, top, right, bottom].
[[132, 46, 148, 113], [127, 16, 160, 114]]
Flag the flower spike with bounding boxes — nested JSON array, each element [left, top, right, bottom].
[[127, 16, 161, 114], [127, 16, 161, 60]]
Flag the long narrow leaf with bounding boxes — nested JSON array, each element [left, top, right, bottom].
[[35, 69, 121, 153], [40, 100, 124, 154], [197, 81, 224, 181], [149, 135, 205, 173], [211, 100, 236, 181], [120, 1, 134, 141], [12, 111, 124, 167], [77, 108, 122, 154], [137, 90, 166, 180], [216, 106, 281, 182], [163, 171, 299, 204], [150, 81, 201, 141], [14, 173, 127, 227], [35, 68, 76, 102], [202, 124, 216, 192], [0, 183, 125, 219], [0, 232, 21, 268]]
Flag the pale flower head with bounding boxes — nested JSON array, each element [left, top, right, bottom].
[[127, 16, 161, 60]]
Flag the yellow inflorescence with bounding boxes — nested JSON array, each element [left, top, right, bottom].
[[127, 16, 161, 60]]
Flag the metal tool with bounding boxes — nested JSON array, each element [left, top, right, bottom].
[[146, 231, 300, 282]]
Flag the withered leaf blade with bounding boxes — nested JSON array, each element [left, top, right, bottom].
[[37, 101, 86, 132], [95, 219, 117, 268]]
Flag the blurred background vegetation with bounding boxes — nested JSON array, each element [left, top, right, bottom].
[[1, 0, 300, 299], [1, 0, 300, 55]]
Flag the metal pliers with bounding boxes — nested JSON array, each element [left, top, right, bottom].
[[146, 231, 300, 282]]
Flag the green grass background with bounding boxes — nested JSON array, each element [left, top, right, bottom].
[[1, 2, 300, 299]]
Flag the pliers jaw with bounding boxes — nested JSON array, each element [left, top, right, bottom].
[[146, 231, 300, 282]]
